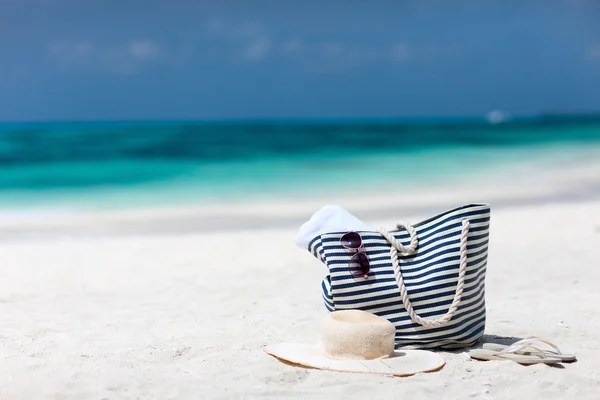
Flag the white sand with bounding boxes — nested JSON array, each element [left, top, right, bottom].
[[1, 181, 600, 399]]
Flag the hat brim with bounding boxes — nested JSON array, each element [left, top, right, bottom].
[[264, 343, 445, 377]]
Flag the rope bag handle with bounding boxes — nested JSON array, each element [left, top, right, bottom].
[[377, 219, 470, 327]]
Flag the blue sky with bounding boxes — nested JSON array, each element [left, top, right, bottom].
[[1, 0, 600, 121]]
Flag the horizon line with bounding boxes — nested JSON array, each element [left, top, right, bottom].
[[2, 111, 600, 125]]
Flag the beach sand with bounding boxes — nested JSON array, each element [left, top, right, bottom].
[[1, 176, 600, 399]]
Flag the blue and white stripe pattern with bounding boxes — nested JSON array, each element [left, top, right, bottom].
[[308, 204, 490, 350]]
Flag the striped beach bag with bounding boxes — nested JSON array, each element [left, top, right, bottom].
[[307, 203, 490, 349]]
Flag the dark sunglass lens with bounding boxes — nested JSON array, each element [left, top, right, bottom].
[[341, 232, 362, 249], [350, 252, 370, 279]]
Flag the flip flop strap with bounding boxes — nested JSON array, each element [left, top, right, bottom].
[[378, 219, 470, 327], [504, 336, 562, 356], [496, 343, 549, 359]]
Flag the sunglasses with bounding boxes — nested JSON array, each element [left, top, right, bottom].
[[340, 231, 370, 279]]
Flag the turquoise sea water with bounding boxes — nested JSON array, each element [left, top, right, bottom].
[[1, 117, 600, 209]]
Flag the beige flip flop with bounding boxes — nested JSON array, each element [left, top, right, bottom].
[[482, 336, 576, 362], [469, 336, 572, 364]]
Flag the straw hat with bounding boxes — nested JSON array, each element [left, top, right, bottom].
[[264, 310, 445, 377]]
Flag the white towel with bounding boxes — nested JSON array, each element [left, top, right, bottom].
[[294, 205, 373, 249]]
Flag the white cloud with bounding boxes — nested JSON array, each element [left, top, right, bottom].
[[207, 19, 272, 62], [205, 20, 384, 69], [96, 40, 162, 75], [282, 38, 303, 54], [45, 38, 164, 75], [390, 43, 410, 61], [127, 40, 160, 60], [46, 40, 93, 58], [44, 40, 94, 71], [242, 38, 271, 61], [206, 19, 226, 35], [46, 38, 161, 66], [322, 42, 344, 57], [235, 23, 263, 38], [586, 44, 600, 61], [300, 44, 379, 75]]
